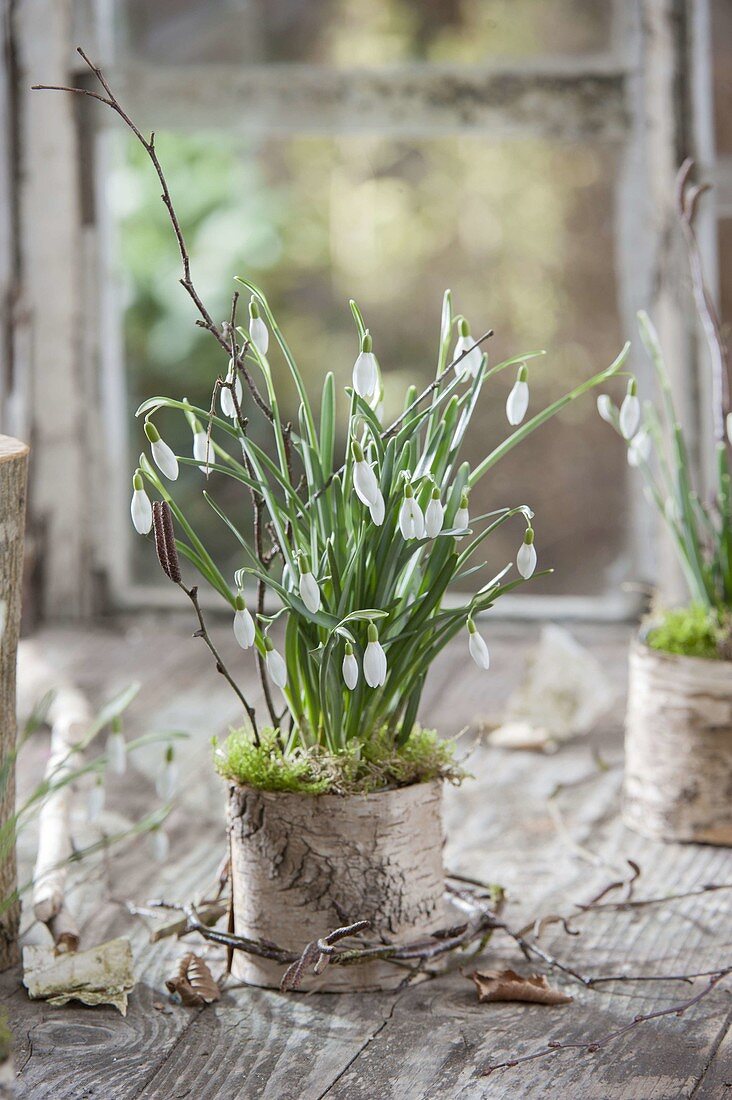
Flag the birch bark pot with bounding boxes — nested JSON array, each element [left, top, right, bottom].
[[228, 779, 445, 991], [624, 639, 732, 844]]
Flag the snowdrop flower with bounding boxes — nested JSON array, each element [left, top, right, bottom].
[[156, 746, 178, 801], [453, 319, 482, 381], [87, 776, 105, 822], [727, 412, 732, 446], [342, 641, 359, 690], [467, 618, 490, 671], [249, 298, 269, 356], [364, 623, 387, 688], [454, 491, 470, 532], [265, 637, 287, 689], [597, 394, 614, 423], [233, 592, 256, 649], [351, 440, 380, 507], [220, 359, 244, 419], [145, 421, 179, 481], [192, 420, 212, 472], [299, 565, 321, 615], [506, 364, 529, 426], [150, 827, 170, 863], [130, 470, 153, 534], [353, 331, 379, 399], [517, 527, 537, 579], [628, 429, 652, 468], [369, 490, 385, 526], [619, 379, 640, 440], [106, 721, 127, 777], [424, 486, 444, 539], [399, 482, 425, 540]]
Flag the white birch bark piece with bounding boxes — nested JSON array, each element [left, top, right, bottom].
[[228, 780, 445, 991], [624, 640, 732, 844], [22, 937, 135, 1014]]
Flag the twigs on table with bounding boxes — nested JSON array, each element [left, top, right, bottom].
[[576, 881, 732, 914]]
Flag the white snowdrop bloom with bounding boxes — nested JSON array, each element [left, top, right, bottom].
[[299, 570, 321, 615], [619, 379, 641, 440], [150, 828, 170, 863], [130, 471, 153, 534], [727, 412, 732, 446], [398, 483, 425, 540], [156, 748, 178, 801], [369, 490, 385, 526], [145, 422, 179, 481], [87, 777, 105, 822], [628, 429, 652, 468], [453, 319, 482, 380], [506, 364, 529, 426], [467, 618, 490, 671], [265, 639, 287, 689], [106, 728, 127, 777], [363, 623, 387, 688], [351, 440, 380, 507], [193, 428, 211, 471], [353, 332, 378, 399], [517, 528, 537, 580], [220, 360, 243, 418], [233, 593, 255, 649], [342, 642, 359, 690], [454, 492, 470, 532], [424, 487, 444, 539], [249, 298, 269, 356], [597, 394, 614, 423]]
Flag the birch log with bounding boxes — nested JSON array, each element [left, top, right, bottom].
[[228, 780, 445, 992], [624, 640, 732, 844], [0, 436, 29, 968]]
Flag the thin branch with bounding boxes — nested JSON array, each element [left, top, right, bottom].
[[576, 881, 732, 913]]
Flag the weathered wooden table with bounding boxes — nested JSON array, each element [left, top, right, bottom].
[[2, 619, 730, 1098]]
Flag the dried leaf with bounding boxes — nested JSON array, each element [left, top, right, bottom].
[[166, 953, 220, 1006], [470, 968, 573, 1006]]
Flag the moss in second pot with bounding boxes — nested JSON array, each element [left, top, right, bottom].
[[214, 726, 465, 796], [646, 604, 732, 660]]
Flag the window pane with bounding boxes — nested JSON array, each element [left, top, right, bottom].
[[712, 0, 732, 155], [119, 0, 613, 67], [112, 131, 626, 598]]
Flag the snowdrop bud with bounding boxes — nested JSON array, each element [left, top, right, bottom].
[[619, 379, 640, 440], [221, 359, 244, 418], [150, 827, 170, 863], [342, 641, 359, 690], [506, 364, 529, 426], [364, 623, 387, 688], [87, 776, 105, 822], [597, 394, 614, 423], [156, 746, 178, 800], [130, 471, 153, 534], [299, 568, 321, 615], [353, 332, 378, 399], [351, 440, 380, 507], [249, 298, 269, 356], [106, 720, 127, 777], [628, 429, 652, 468], [233, 593, 255, 649], [517, 527, 537, 579], [399, 482, 425, 540], [454, 491, 470, 532], [467, 618, 490, 671], [424, 486, 444, 539], [145, 421, 179, 481], [265, 636, 287, 688], [369, 490, 385, 526], [453, 319, 482, 380], [727, 412, 732, 446], [192, 424, 211, 472]]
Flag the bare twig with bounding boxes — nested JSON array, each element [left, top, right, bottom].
[[576, 881, 732, 913]]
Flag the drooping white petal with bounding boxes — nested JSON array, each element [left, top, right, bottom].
[[506, 379, 529, 426], [266, 647, 287, 688], [151, 439, 179, 481], [130, 488, 153, 535], [369, 490, 385, 526], [233, 607, 255, 649], [364, 640, 387, 687], [342, 652, 359, 690], [454, 506, 469, 531], [468, 630, 490, 670], [151, 829, 170, 862], [106, 731, 127, 776], [193, 430, 211, 471], [424, 497, 444, 539], [619, 394, 640, 440], [453, 335, 482, 380], [250, 316, 269, 356], [87, 780, 105, 822], [727, 413, 732, 446], [300, 572, 321, 614], [353, 351, 378, 398], [353, 459, 380, 507], [156, 760, 178, 801], [517, 541, 537, 579], [220, 372, 243, 418], [399, 497, 425, 540], [628, 429, 652, 468], [597, 394, 614, 423]]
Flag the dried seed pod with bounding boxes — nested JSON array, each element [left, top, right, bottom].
[[165, 952, 220, 1006]]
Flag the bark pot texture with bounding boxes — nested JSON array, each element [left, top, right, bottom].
[[228, 779, 445, 991], [624, 640, 732, 844]]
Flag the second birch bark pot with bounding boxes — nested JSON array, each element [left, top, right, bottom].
[[228, 779, 445, 991], [624, 640, 732, 844]]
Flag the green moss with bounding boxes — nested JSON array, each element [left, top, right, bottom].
[[646, 604, 730, 660], [214, 725, 465, 796]]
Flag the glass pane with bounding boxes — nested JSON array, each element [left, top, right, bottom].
[[111, 131, 626, 597], [712, 0, 732, 155], [119, 0, 613, 67]]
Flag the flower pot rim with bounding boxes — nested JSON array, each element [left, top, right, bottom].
[[633, 630, 732, 669], [226, 775, 444, 802]]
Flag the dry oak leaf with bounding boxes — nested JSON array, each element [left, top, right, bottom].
[[166, 952, 220, 1007], [470, 968, 573, 1006]]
